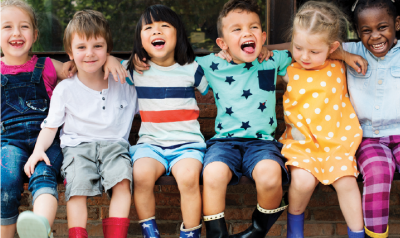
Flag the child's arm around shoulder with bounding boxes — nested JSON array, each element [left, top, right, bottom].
[[329, 47, 368, 75]]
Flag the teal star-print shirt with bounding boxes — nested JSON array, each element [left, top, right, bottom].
[[195, 50, 292, 140]]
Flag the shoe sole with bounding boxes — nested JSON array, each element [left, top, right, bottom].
[[16, 212, 50, 238]]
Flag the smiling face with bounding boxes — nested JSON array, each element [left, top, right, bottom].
[[0, 6, 37, 65], [292, 28, 339, 69], [356, 7, 400, 57], [140, 20, 177, 67], [216, 9, 266, 64], [68, 34, 108, 75]]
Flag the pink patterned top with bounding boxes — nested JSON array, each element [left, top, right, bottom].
[[1, 55, 58, 98]]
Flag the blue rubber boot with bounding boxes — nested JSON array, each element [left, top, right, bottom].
[[287, 212, 304, 238], [348, 227, 365, 238], [139, 217, 161, 238], [180, 222, 202, 238]]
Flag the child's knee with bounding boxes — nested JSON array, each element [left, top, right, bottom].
[[203, 163, 231, 187], [176, 169, 200, 192], [112, 179, 131, 192]]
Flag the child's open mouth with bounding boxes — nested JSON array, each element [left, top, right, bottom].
[[151, 39, 165, 49], [241, 41, 256, 54], [371, 42, 386, 52], [9, 40, 24, 48]]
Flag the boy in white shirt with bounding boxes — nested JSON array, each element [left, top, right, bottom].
[[26, 10, 138, 238]]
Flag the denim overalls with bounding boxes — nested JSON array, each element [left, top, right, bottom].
[[0, 57, 63, 225]]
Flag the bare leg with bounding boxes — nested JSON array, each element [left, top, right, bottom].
[[332, 176, 364, 231], [171, 158, 202, 228], [67, 196, 88, 228], [202, 162, 232, 215], [133, 157, 165, 220], [1, 224, 16, 238], [288, 166, 319, 215], [33, 194, 58, 227], [252, 160, 283, 209], [109, 179, 131, 218]]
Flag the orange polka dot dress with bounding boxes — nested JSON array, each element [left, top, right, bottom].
[[279, 60, 362, 185]]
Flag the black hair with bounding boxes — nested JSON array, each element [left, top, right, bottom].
[[127, 4, 195, 72], [342, 0, 400, 34]]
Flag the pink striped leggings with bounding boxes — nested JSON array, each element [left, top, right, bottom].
[[356, 135, 400, 233]]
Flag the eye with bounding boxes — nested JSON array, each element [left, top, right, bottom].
[[95, 44, 103, 48], [21, 25, 30, 28], [77, 46, 85, 49], [311, 51, 319, 54], [378, 26, 387, 30], [251, 26, 259, 29], [162, 24, 170, 27], [2, 25, 11, 29], [295, 46, 301, 50], [233, 28, 240, 32], [144, 26, 151, 30]]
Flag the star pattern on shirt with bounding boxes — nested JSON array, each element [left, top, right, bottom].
[[258, 102, 266, 112], [269, 117, 274, 126], [215, 93, 220, 100], [244, 62, 253, 70], [225, 76, 235, 85], [226, 107, 234, 116], [226, 133, 234, 138], [256, 132, 263, 138], [241, 89, 253, 99], [210, 62, 219, 71], [241, 121, 251, 130], [217, 122, 223, 130], [269, 56, 275, 61], [142, 223, 151, 228], [286, 50, 292, 58]]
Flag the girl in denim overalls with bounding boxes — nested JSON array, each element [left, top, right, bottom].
[[1, 1, 67, 238]]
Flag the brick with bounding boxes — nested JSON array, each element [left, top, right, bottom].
[[87, 222, 104, 236], [155, 193, 181, 206], [160, 185, 180, 193], [199, 119, 215, 135], [267, 224, 283, 236], [55, 206, 67, 220], [390, 193, 400, 206], [87, 193, 111, 206], [20, 192, 31, 206], [199, 104, 217, 118], [231, 222, 251, 233], [225, 207, 253, 220], [319, 184, 336, 193], [243, 194, 257, 206], [226, 193, 242, 206], [52, 222, 69, 237], [389, 206, 400, 220], [226, 185, 257, 194], [196, 90, 215, 104], [58, 191, 67, 206], [336, 223, 348, 235], [156, 207, 182, 220], [128, 207, 140, 221], [313, 207, 344, 221], [57, 184, 66, 191], [390, 223, 400, 234], [308, 192, 339, 207], [303, 223, 334, 236]]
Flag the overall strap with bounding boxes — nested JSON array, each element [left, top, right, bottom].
[[1, 74, 8, 86], [31, 57, 47, 83]]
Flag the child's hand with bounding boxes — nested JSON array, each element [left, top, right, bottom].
[[344, 53, 368, 75], [133, 54, 150, 74], [104, 55, 128, 83], [24, 151, 51, 178], [215, 46, 274, 63], [62, 61, 76, 78], [215, 50, 233, 62]]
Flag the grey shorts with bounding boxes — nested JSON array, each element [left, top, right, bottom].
[[61, 141, 133, 201]]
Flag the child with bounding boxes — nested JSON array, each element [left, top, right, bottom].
[[343, 0, 400, 237], [0, 1, 70, 237], [124, 5, 208, 237], [27, 10, 138, 238], [278, 1, 365, 237]]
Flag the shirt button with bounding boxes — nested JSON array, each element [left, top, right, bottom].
[[374, 130, 379, 135], [44, 120, 47, 123], [100, 92, 102, 94], [378, 80, 383, 85], [102, 97, 105, 100], [375, 105, 380, 110], [103, 106, 105, 110], [120, 105, 123, 108], [380, 57, 385, 60]]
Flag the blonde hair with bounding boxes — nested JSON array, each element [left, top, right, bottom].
[[290, 1, 348, 47], [63, 10, 113, 55], [0, 0, 38, 37]]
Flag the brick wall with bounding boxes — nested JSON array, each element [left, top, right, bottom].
[[19, 81, 400, 237]]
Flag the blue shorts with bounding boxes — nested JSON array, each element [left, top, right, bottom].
[[130, 142, 206, 175], [202, 138, 289, 185]]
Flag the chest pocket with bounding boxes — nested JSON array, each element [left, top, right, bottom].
[[258, 69, 276, 92], [391, 66, 400, 89], [115, 100, 129, 125], [4, 81, 37, 113], [347, 66, 372, 90]]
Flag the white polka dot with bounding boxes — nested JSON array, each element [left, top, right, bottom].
[[314, 167, 319, 173], [325, 137, 332, 140], [287, 86, 292, 92], [350, 142, 354, 147], [335, 156, 342, 160], [350, 113, 356, 119], [341, 166, 347, 171], [337, 77, 341, 83], [312, 92, 319, 98], [321, 81, 326, 87], [326, 156, 330, 161], [313, 134, 318, 139], [297, 114, 303, 119], [323, 180, 329, 184], [340, 95, 342, 100], [292, 157, 296, 159], [332, 87, 336, 93], [299, 140, 306, 144], [331, 64, 336, 67], [315, 143, 319, 148], [349, 156, 354, 161], [279, 137, 283, 140], [325, 115, 331, 121], [337, 122, 340, 128], [291, 64, 294, 67], [329, 166, 334, 172], [342, 85, 345, 90], [285, 99, 290, 103], [306, 148, 311, 153], [322, 169, 324, 173], [292, 161, 299, 166], [299, 89, 306, 94], [303, 159, 310, 163], [341, 68, 344, 73], [294, 74, 300, 80], [324, 98, 329, 104], [328, 132, 334, 137], [318, 158, 323, 162], [311, 157, 316, 161], [354, 134, 360, 137], [292, 101, 298, 106], [342, 102, 346, 107], [345, 94, 349, 98], [307, 77, 313, 83], [303, 103, 310, 109], [315, 108, 321, 114], [333, 105, 339, 110], [345, 153, 349, 156], [324, 147, 330, 152], [317, 126, 322, 131], [337, 146, 341, 149], [345, 126, 351, 130], [285, 111, 291, 116], [327, 71, 332, 77], [297, 122, 303, 127], [287, 144, 291, 149], [306, 118, 311, 124], [341, 136, 347, 141]]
